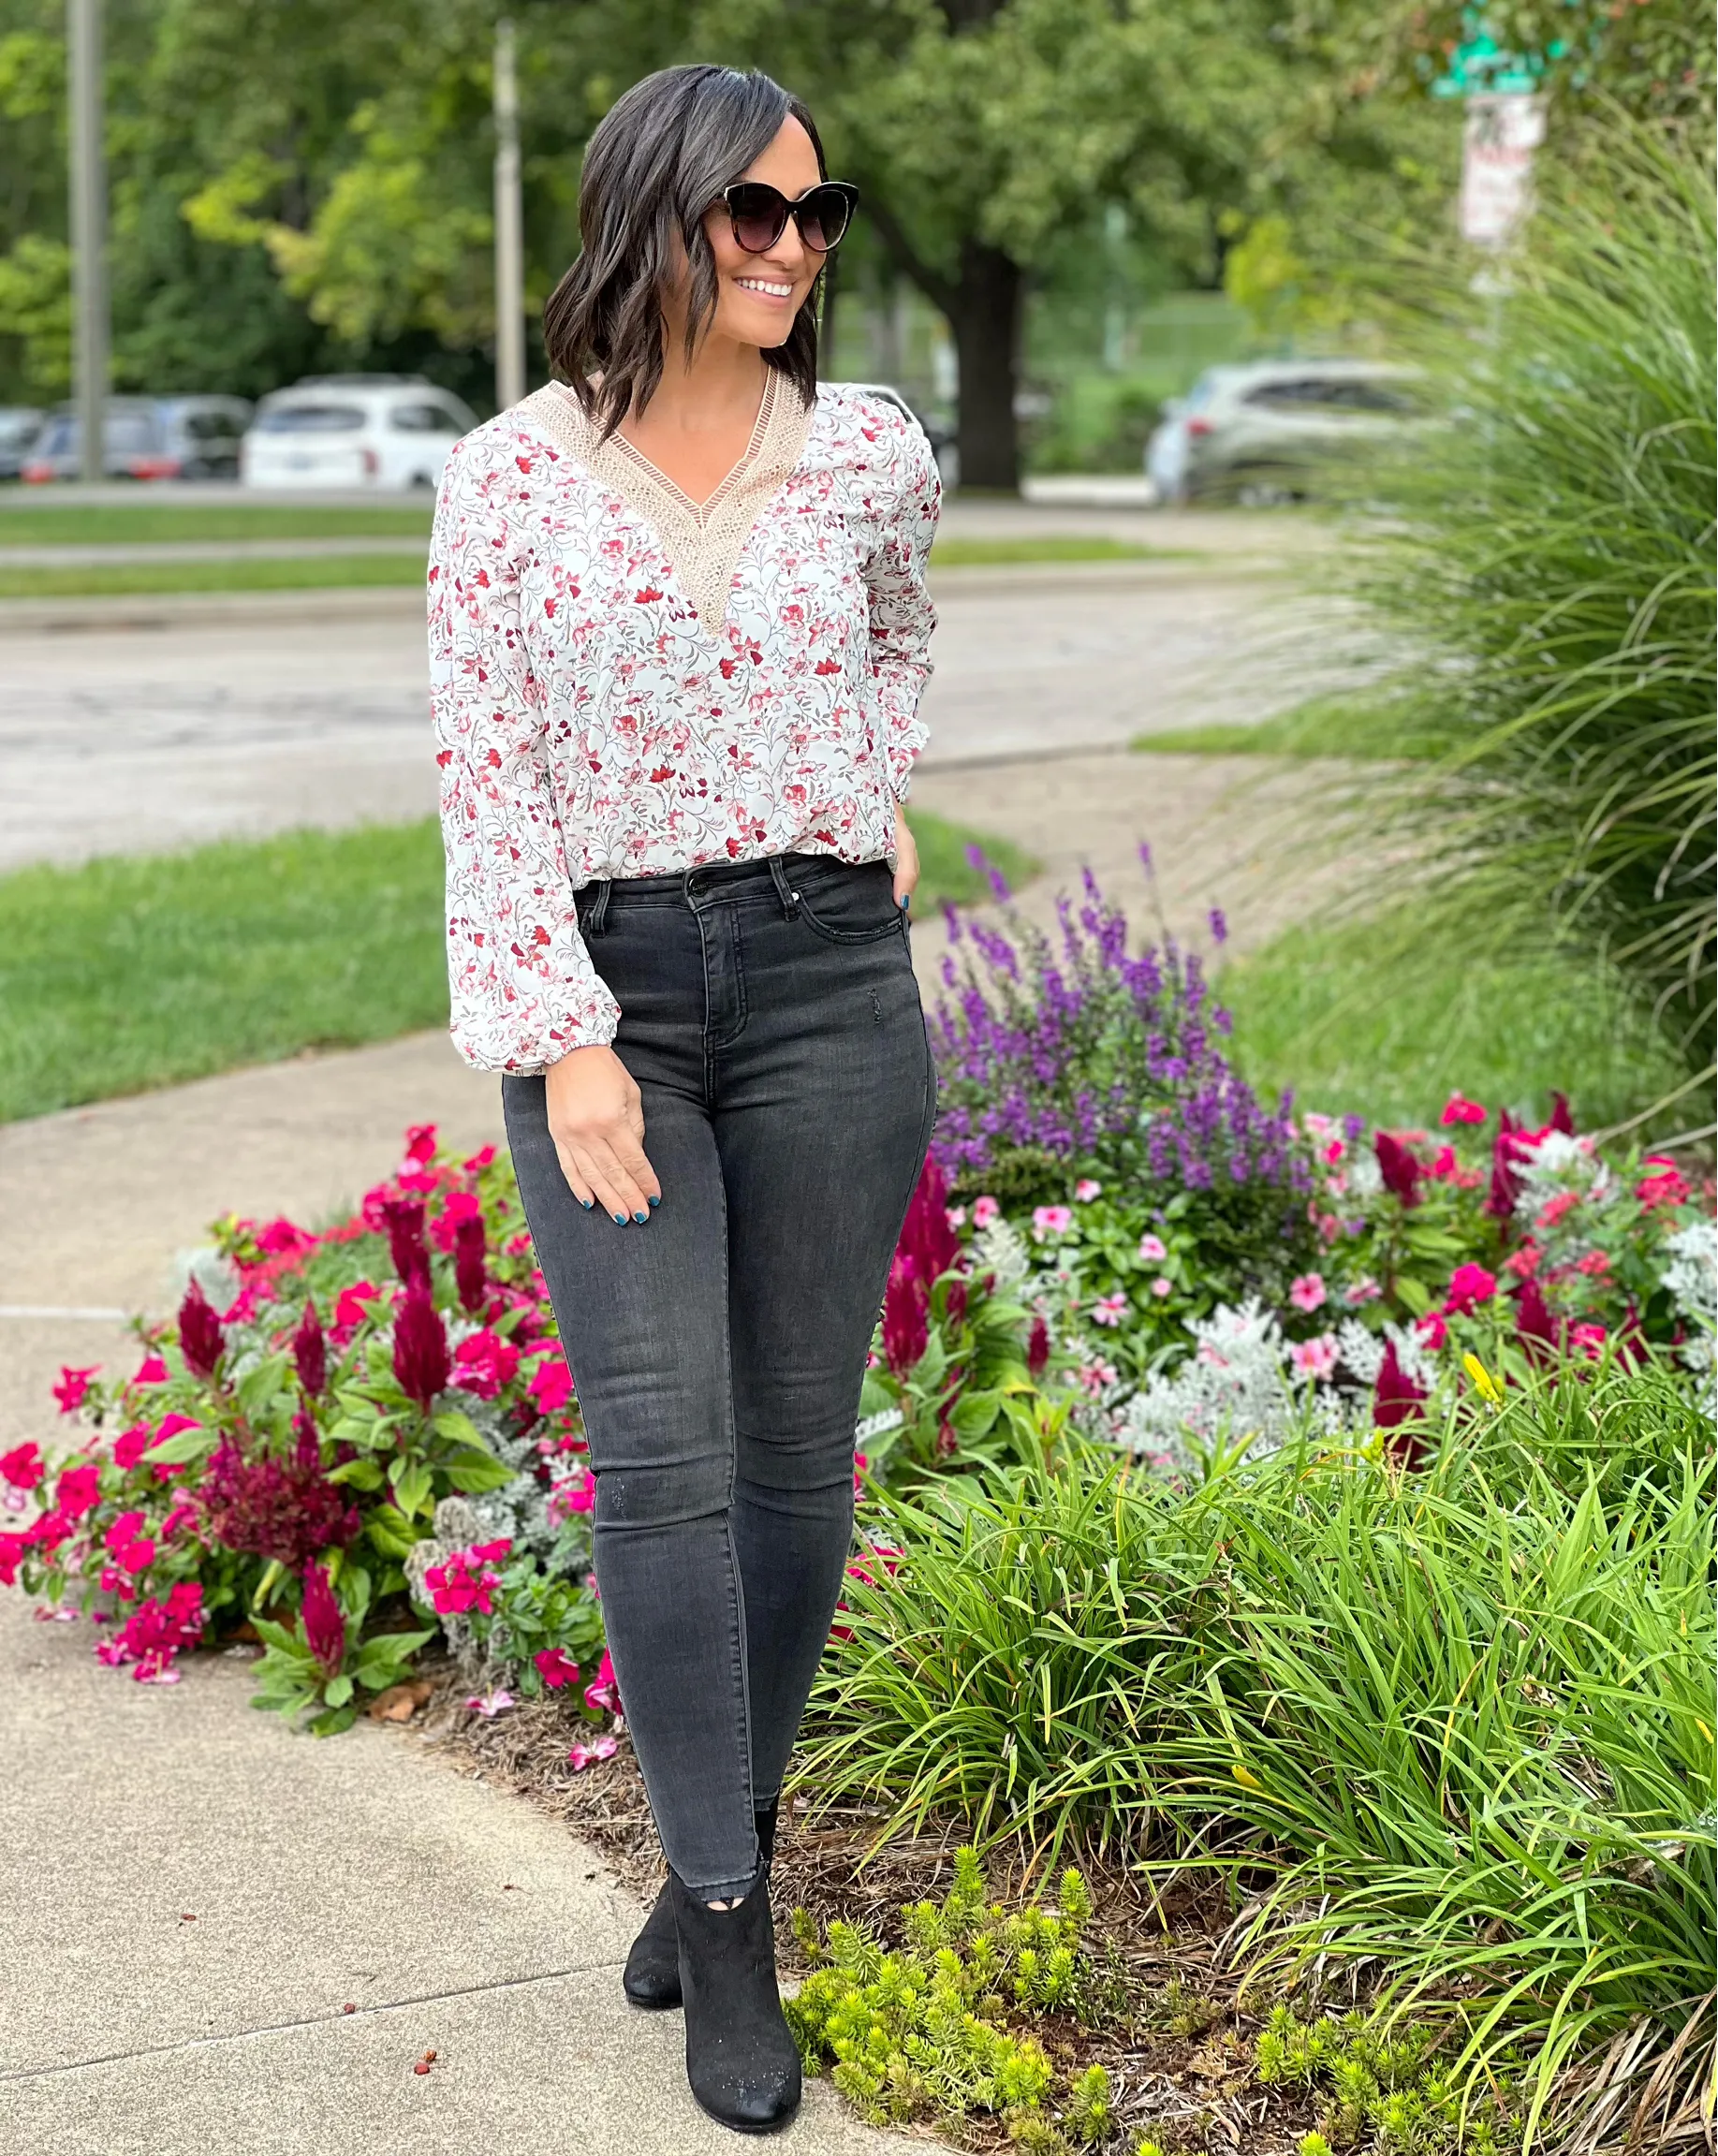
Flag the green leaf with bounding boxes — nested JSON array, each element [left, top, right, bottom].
[[389, 1456, 433, 1518], [308, 1703, 360, 1738], [235, 1350, 292, 1419], [327, 1456, 383, 1489], [431, 1408, 483, 1446], [250, 1615, 300, 1653], [149, 1425, 217, 1466], [323, 1673, 354, 1707], [1394, 1276, 1433, 1317], [443, 1449, 511, 1494]]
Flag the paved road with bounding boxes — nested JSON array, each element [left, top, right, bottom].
[[0, 538, 1347, 872]]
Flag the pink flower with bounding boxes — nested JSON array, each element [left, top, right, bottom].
[[971, 1196, 1000, 1229], [534, 1647, 580, 1690], [424, 1539, 511, 1616], [1575, 1248, 1610, 1278], [112, 1426, 158, 1471], [464, 1690, 516, 1717], [1569, 1322, 1608, 1360], [1032, 1205, 1073, 1240], [178, 1279, 225, 1381], [332, 1281, 386, 1332], [1090, 1293, 1129, 1327], [1443, 1263, 1499, 1316], [527, 1352, 575, 1415], [945, 1204, 967, 1229], [567, 1734, 619, 1771], [94, 1579, 203, 1681], [0, 1443, 45, 1491], [1150, 1275, 1175, 1298], [1441, 1095, 1488, 1126], [1137, 1233, 1167, 1263], [133, 1355, 169, 1386], [53, 1365, 99, 1415], [1344, 1278, 1382, 1306], [1504, 1242, 1541, 1279], [1288, 1273, 1328, 1313], [1637, 1166, 1691, 1210], [463, 1144, 497, 1174], [1428, 1146, 1459, 1179], [1075, 1362, 1118, 1397], [583, 1649, 622, 1717], [255, 1216, 313, 1257], [1289, 1333, 1339, 1382], [1415, 1311, 1449, 1352], [160, 1502, 199, 1540], [1075, 1179, 1102, 1202], [546, 1470, 596, 1523], [154, 1413, 202, 1445], [450, 1327, 520, 1401], [404, 1122, 439, 1165], [301, 1562, 345, 1677], [1301, 1112, 1336, 1139], [0, 1531, 32, 1586], [1537, 1191, 1581, 1230], [54, 1463, 101, 1519], [430, 1189, 482, 1251]]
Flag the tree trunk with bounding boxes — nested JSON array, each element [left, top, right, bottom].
[[947, 239, 1021, 492]]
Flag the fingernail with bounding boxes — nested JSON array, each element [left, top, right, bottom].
[[580, 1197, 594, 1210], [633, 1210, 649, 1224], [901, 894, 910, 912], [612, 1211, 627, 1225], [648, 1195, 661, 1208]]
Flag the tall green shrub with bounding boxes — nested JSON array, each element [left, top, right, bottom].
[[1343, 122, 1714, 1106]]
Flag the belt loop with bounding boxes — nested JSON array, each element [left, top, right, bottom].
[[768, 855, 800, 920], [584, 879, 611, 936]]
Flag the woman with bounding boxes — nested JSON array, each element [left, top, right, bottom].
[[430, 63, 939, 2134]]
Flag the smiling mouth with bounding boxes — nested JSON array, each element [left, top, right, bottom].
[[735, 277, 795, 300]]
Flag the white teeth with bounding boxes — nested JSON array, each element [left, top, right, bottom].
[[737, 279, 793, 297]]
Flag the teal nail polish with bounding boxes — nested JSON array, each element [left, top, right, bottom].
[[633, 1210, 649, 1224], [901, 893, 911, 911], [580, 1197, 594, 1210], [648, 1195, 661, 1208], [612, 1211, 627, 1225]]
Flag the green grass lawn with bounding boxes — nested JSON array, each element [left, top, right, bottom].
[[1132, 693, 1452, 763], [1222, 909, 1684, 1136], [0, 528, 1194, 599], [0, 811, 1035, 1121], [0, 503, 435, 545]]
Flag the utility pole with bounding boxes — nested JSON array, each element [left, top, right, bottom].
[[66, 0, 108, 483], [492, 18, 524, 412]]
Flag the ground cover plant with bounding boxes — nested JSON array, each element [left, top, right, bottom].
[[0, 811, 1033, 1121]]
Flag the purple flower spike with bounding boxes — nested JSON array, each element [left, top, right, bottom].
[[1209, 907, 1227, 945]]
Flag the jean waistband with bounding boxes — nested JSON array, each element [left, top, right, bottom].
[[578, 850, 880, 933]]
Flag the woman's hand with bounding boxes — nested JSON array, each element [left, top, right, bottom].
[[891, 801, 919, 912], [543, 1044, 661, 1224]]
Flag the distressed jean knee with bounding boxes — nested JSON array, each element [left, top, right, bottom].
[[592, 1446, 733, 1533]]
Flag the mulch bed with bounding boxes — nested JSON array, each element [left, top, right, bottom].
[[408, 1679, 1328, 2154]]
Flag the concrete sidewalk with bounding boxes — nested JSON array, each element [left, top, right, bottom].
[[0, 1590, 896, 2156]]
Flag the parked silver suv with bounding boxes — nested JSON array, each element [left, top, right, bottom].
[[1146, 359, 1424, 506]]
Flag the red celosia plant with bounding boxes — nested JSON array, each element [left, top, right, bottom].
[[178, 1279, 226, 1381], [198, 1418, 360, 1571], [393, 1283, 450, 1408]]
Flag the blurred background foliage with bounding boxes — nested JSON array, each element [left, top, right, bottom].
[[0, 0, 1709, 477]]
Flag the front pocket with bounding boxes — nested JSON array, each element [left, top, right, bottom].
[[793, 870, 905, 946]]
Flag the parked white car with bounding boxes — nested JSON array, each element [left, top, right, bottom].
[[1144, 359, 1425, 506], [241, 375, 478, 491]]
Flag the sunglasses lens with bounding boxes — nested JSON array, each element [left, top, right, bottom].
[[799, 187, 851, 251], [727, 186, 786, 252]]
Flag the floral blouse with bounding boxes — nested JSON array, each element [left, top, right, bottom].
[[429, 373, 941, 1074]]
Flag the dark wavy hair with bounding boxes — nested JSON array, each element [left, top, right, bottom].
[[543, 66, 829, 439]]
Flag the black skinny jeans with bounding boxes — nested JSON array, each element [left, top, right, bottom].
[[504, 852, 935, 1899]]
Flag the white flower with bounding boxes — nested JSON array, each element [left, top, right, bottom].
[[972, 1215, 1030, 1289]]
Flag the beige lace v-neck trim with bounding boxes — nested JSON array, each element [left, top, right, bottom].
[[521, 372, 815, 635]]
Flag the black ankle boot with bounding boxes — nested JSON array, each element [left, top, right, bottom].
[[624, 1802, 778, 2010], [671, 1866, 800, 2133]]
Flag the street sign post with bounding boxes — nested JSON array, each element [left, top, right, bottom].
[[1460, 91, 1547, 248]]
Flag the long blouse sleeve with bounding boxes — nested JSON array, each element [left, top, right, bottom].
[[430, 436, 620, 1073], [859, 408, 941, 802]]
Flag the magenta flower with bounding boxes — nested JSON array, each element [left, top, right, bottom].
[[1373, 1132, 1423, 1210], [403, 1122, 439, 1166], [1026, 1316, 1050, 1378], [392, 1284, 450, 1408], [567, 1734, 618, 1771], [526, 1353, 575, 1415], [1443, 1263, 1499, 1316], [112, 1425, 157, 1472], [1637, 1165, 1691, 1210], [1344, 1277, 1383, 1306], [332, 1280, 386, 1334], [1032, 1206, 1074, 1240], [53, 1365, 99, 1415], [381, 1198, 432, 1291], [55, 1463, 101, 1519], [0, 1443, 45, 1491], [423, 1538, 511, 1616], [450, 1327, 520, 1401], [178, 1280, 226, 1381], [583, 1649, 622, 1717], [881, 1255, 930, 1377], [453, 1214, 489, 1314], [132, 1354, 169, 1386], [1416, 1311, 1449, 1351], [534, 1647, 580, 1690], [1440, 1095, 1488, 1127], [1289, 1333, 1339, 1382], [1288, 1273, 1328, 1313], [300, 1562, 345, 1677], [292, 1300, 328, 1397], [94, 1580, 203, 1682], [546, 1470, 595, 1523]]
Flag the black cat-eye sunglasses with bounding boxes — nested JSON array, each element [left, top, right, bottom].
[[717, 181, 859, 255]]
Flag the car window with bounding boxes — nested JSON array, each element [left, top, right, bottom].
[[0, 414, 39, 449], [1244, 376, 1413, 413], [388, 402, 463, 434], [255, 403, 367, 433], [1183, 374, 1224, 413], [106, 409, 161, 452], [182, 409, 243, 441]]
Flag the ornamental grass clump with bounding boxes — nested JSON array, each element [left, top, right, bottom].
[[1338, 119, 1715, 1105]]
